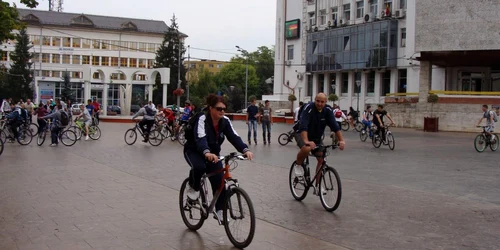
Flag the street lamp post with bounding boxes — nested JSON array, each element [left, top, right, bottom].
[[177, 31, 182, 108], [236, 46, 248, 110], [356, 80, 361, 112]]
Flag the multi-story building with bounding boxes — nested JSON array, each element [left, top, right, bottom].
[[0, 8, 186, 115], [185, 59, 228, 83], [271, 0, 449, 112]]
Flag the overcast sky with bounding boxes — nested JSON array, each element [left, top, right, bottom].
[[10, 0, 276, 61]]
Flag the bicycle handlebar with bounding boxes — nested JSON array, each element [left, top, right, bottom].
[[218, 152, 247, 162]]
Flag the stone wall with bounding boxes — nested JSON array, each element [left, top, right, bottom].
[[385, 103, 495, 132]]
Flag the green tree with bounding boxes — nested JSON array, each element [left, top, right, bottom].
[[216, 58, 259, 110], [189, 69, 217, 103], [153, 14, 186, 105], [6, 28, 33, 101], [60, 71, 74, 102], [0, 0, 38, 43], [235, 46, 274, 98]]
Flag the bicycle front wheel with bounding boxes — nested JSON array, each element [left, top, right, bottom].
[[69, 126, 82, 140], [278, 133, 290, 146], [124, 129, 137, 145], [490, 134, 499, 151], [0, 137, 4, 156], [319, 166, 342, 212], [341, 121, 349, 131], [148, 130, 163, 146], [60, 130, 77, 146], [0, 130, 6, 143], [224, 187, 256, 249], [177, 127, 186, 146], [354, 122, 363, 132], [29, 123, 39, 137], [37, 131, 47, 146], [372, 134, 382, 148], [474, 134, 487, 152], [17, 128, 33, 146], [89, 125, 101, 140], [387, 133, 395, 150], [179, 178, 205, 231], [359, 129, 368, 142]]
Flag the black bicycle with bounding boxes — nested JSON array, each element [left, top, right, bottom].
[[0, 118, 33, 146], [124, 120, 162, 146], [289, 143, 342, 212], [0, 135, 4, 156], [474, 126, 499, 152], [372, 124, 395, 150], [37, 120, 77, 147], [278, 128, 295, 146], [179, 152, 255, 248]]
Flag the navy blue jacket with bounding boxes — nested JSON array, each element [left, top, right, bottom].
[[296, 102, 340, 140], [185, 113, 249, 156]]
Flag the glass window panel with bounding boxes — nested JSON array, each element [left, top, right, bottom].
[[72, 55, 81, 64], [63, 37, 71, 47], [373, 32, 380, 47], [62, 54, 70, 64], [101, 40, 109, 50], [380, 30, 388, 47], [82, 55, 90, 64], [380, 49, 387, 67], [129, 42, 137, 51], [120, 58, 128, 67], [51, 54, 60, 63], [102, 57, 109, 66], [93, 40, 100, 49], [111, 57, 119, 67], [120, 41, 128, 51], [92, 56, 100, 66], [42, 36, 51, 46], [52, 37, 61, 47], [72, 38, 80, 48]]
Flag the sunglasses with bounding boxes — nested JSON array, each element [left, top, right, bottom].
[[214, 107, 227, 112]]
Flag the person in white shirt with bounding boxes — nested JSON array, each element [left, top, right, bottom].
[[332, 105, 347, 128], [147, 100, 156, 110], [1, 98, 12, 114], [294, 101, 304, 122]]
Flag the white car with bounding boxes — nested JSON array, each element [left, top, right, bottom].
[[274, 109, 291, 116], [71, 103, 83, 114]]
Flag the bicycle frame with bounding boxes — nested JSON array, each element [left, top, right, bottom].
[[304, 145, 337, 187]]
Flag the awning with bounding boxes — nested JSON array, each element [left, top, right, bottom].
[[417, 51, 500, 68]]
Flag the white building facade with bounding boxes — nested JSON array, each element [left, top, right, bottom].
[[0, 9, 184, 115], [271, 0, 447, 111]]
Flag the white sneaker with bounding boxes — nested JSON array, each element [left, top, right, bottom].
[[186, 184, 199, 200], [85, 136, 89, 141], [294, 164, 304, 176], [49, 143, 57, 147], [214, 210, 230, 223]]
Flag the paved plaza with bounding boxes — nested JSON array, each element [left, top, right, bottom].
[[0, 121, 499, 250]]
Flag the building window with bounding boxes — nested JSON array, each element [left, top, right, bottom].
[[200, 64, 204, 69], [81, 39, 90, 48], [329, 73, 336, 94], [72, 55, 81, 65], [111, 57, 119, 67], [41, 53, 50, 63], [30, 35, 40, 45], [309, 12, 316, 26], [52, 37, 61, 47], [331, 7, 338, 23], [400, 0, 407, 9], [307, 75, 313, 97], [356, 1, 364, 19], [148, 59, 154, 68], [190, 64, 197, 69], [63, 37, 71, 47], [102, 56, 109, 66], [82, 55, 90, 65], [401, 28, 406, 47], [138, 42, 147, 52], [52, 71, 61, 78], [343, 36, 350, 51], [51, 54, 60, 64], [129, 58, 137, 67], [120, 58, 128, 67], [62, 54, 70, 64], [381, 71, 391, 96], [129, 42, 137, 51], [71, 71, 82, 79], [384, 0, 393, 15], [367, 71, 375, 96], [110, 40, 120, 50], [92, 56, 100, 66], [42, 36, 51, 46], [92, 40, 100, 49], [32, 53, 40, 62], [41, 70, 50, 77], [111, 72, 126, 80], [398, 69, 407, 93], [72, 38, 81, 48], [209, 64, 214, 68], [138, 59, 147, 68], [319, 9, 327, 25], [318, 74, 325, 93], [101, 40, 109, 50], [343, 4, 350, 21], [120, 41, 128, 51], [287, 45, 294, 60], [147, 43, 156, 52], [0, 51, 7, 61], [341, 72, 349, 95], [93, 72, 101, 79], [217, 64, 223, 68], [134, 73, 146, 81], [370, 1, 378, 16]]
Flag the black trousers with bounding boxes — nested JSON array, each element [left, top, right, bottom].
[[184, 148, 225, 211], [139, 119, 154, 138]]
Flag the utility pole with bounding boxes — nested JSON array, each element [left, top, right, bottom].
[[236, 45, 248, 110], [187, 45, 190, 101], [176, 32, 181, 108]]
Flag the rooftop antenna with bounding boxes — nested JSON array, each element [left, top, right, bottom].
[[48, 0, 63, 12]]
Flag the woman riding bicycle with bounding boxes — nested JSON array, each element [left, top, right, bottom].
[[183, 94, 254, 220]]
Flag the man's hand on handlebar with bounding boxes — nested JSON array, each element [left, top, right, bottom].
[[305, 141, 316, 149], [243, 151, 254, 161], [205, 153, 218, 163]]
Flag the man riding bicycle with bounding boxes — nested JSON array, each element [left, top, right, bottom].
[[5, 103, 22, 142], [132, 104, 157, 143], [294, 93, 345, 194], [373, 104, 395, 141], [477, 104, 496, 140], [184, 94, 253, 220], [74, 104, 92, 141]]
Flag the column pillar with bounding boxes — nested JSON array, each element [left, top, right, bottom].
[[347, 72, 354, 107], [374, 71, 382, 103], [360, 72, 367, 110], [311, 73, 318, 101], [418, 61, 432, 103], [323, 73, 329, 94], [335, 73, 341, 97], [162, 84, 168, 107], [102, 83, 108, 116], [390, 69, 398, 94], [148, 84, 153, 103], [84, 81, 91, 101]]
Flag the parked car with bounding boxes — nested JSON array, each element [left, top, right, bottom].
[[236, 109, 247, 114], [165, 105, 184, 114], [71, 103, 83, 115], [107, 105, 121, 115], [130, 105, 141, 114]]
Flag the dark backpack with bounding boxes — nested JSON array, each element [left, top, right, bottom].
[[60, 110, 69, 126], [20, 108, 29, 121], [144, 106, 156, 116], [184, 108, 208, 143]]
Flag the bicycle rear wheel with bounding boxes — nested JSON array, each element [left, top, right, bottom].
[[319, 166, 342, 212], [354, 122, 363, 132], [89, 125, 101, 140], [17, 128, 32, 146], [474, 134, 487, 152], [60, 130, 77, 146], [489, 134, 499, 151], [148, 130, 163, 146], [372, 134, 382, 148], [69, 126, 82, 140], [224, 187, 256, 249], [289, 161, 309, 201], [278, 133, 290, 146], [387, 133, 395, 150], [360, 129, 368, 142], [29, 123, 39, 137], [0, 130, 6, 143], [341, 121, 349, 131], [178, 126, 186, 146], [179, 178, 205, 231], [124, 129, 137, 145], [0, 137, 3, 156]]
